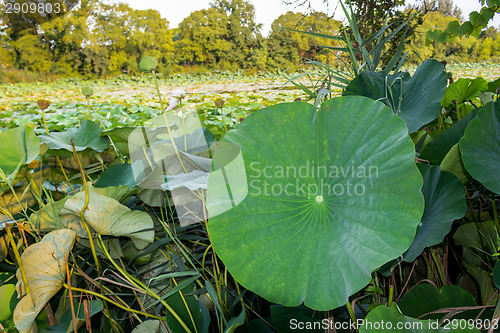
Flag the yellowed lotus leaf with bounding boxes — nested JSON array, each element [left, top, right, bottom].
[[61, 191, 154, 250], [13, 229, 76, 333]]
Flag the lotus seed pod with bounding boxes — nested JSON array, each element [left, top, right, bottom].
[[81, 86, 93, 97], [215, 98, 225, 108], [37, 100, 50, 110], [139, 56, 157, 72]]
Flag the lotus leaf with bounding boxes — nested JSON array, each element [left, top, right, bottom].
[[343, 60, 446, 133], [38, 120, 109, 152], [13, 229, 76, 333], [442, 77, 488, 107], [419, 108, 479, 165], [402, 165, 466, 262], [207, 96, 424, 310], [459, 100, 500, 193], [397, 284, 476, 320], [61, 190, 154, 249], [0, 125, 39, 179], [360, 304, 480, 332]]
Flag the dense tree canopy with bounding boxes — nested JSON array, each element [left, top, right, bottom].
[[0, 0, 498, 82], [175, 8, 232, 67], [267, 11, 341, 69]]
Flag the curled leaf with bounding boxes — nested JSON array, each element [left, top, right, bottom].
[[13, 229, 77, 333], [61, 191, 154, 249]]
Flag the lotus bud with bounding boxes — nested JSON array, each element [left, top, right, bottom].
[[166, 89, 187, 112], [171, 89, 186, 99]]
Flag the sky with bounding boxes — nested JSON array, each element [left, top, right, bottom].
[[119, 0, 500, 36]]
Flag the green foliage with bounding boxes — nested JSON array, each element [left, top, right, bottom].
[[266, 11, 341, 69], [344, 59, 447, 133], [174, 8, 232, 68], [460, 100, 500, 194], [360, 304, 480, 332], [406, 11, 500, 64], [14, 34, 52, 73], [398, 284, 477, 320], [426, 0, 500, 45], [1, 1, 500, 330], [402, 164, 466, 262], [345, 0, 422, 65], [207, 96, 424, 310]]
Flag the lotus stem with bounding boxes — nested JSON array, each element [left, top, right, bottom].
[[173, 278, 199, 333], [86, 96, 91, 120], [491, 194, 500, 238], [5, 223, 30, 295], [70, 139, 99, 272], [151, 70, 189, 174], [62, 284, 165, 321], [430, 248, 445, 287], [388, 285, 394, 307], [97, 235, 194, 333], [41, 109, 49, 133], [345, 301, 357, 329], [70, 139, 119, 333], [65, 253, 78, 333]]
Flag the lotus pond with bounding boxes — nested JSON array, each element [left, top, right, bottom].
[[0, 60, 500, 333]]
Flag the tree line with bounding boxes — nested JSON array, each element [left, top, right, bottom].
[[0, 0, 499, 81]]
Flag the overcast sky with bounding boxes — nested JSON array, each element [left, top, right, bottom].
[[119, 0, 499, 36]]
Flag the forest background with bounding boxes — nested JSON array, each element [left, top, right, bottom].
[[0, 0, 499, 82]]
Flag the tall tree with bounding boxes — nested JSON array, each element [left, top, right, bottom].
[[211, 0, 262, 69], [267, 11, 341, 69], [411, 0, 463, 20], [281, 0, 423, 66], [174, 8, 231, 68]]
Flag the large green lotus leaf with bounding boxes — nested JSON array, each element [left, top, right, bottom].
[[419, 108, 480, 165], [207, 97, 424, 310], [442, 77, 488, 107], [61, 190, 154, 249], [402, 165, 466, 262], [0, 125, 39, 178], [344, 59, 446, 133], [13, 229, 77, 333], [359, 304, 480, 332], [39, 120, 109, 152], [397, 284, 477, 320], [459, 100, 500, 193]]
